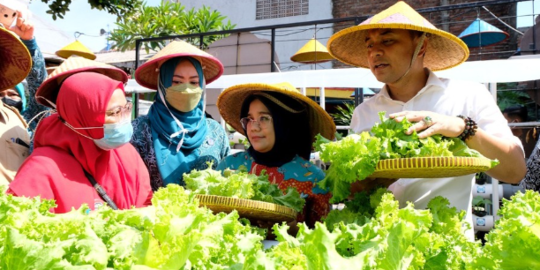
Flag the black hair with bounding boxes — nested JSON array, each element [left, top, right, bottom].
[[503, 105, 527, 122], [240, 91, 311, 167]]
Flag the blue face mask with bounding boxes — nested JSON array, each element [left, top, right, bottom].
[[94, 120, 134, 150]]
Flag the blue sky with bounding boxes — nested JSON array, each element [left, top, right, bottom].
[[26, 0, 539, 52], [28, 0, 161, 52], [517, 1, 540, 28]]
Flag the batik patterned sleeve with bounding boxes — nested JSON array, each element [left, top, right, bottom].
[[278, 157, 331, 226], [131, 116, 163, 191], [522, 141, 540, 192], [203, 119, 231, 169], [21, 38, 49, 131]]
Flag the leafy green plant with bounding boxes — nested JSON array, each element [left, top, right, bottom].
[[38, 0, 142, 20], [329, 102, 355, 126], [472, 196, 492, 216], [330, 102, 355, 137], [239, 137, 250, 149], [109, 2, 235, 52], [315, 111, 499, 203], [497, 82, 538, 122], [184, 166, 305, 212]]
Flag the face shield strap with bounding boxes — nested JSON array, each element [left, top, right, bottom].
[[58, 116, 98, 141], [393, 33, 427, 84], [37, 96, 57, 110]]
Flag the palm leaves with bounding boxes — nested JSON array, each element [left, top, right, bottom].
[[109, 2, 236, 52]]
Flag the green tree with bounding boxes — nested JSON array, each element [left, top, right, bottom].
[[109, 2, 235, 52], [38, 0, 142, 20], [497, 82, 537, 121]]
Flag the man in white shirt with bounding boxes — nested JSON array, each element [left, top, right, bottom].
[[327, 1, 525, 239]]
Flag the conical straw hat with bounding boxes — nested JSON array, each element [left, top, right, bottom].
[[36, 56, 128, 107], [327, 1, 469, 71], [458, 18, 509, 48], [290, 38, 334, 64], [0, 26, 31, 90], [56, 40, 97, 60], [135, 40, 224, 90], [217, 82, 336, 141]]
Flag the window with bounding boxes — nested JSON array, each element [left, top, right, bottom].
[[256, 0, 309, 20]]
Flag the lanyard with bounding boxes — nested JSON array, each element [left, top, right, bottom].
[[83, 170, 119, 210]]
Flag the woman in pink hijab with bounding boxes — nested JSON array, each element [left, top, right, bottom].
[[8, 72, 152, 213]]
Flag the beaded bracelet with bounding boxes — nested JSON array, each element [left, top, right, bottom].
[[457, 115, 478, 141]]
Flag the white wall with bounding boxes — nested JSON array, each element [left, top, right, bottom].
[[171, 0, 334, 71]]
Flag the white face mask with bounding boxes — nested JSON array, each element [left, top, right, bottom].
[[165, 83, 203, 112]]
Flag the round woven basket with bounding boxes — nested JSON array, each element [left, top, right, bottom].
[[370, 156, 492, 179], [196, 195, 298, 222]]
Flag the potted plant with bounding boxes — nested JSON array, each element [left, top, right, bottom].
[[472, 196, 492, 217], [475, 172, 488, 185]]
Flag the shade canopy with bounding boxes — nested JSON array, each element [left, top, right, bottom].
[[56, 40, 96, 60], [290, 38, 334, 64], [459, 18, 509, 48], [350, 87, 376, 96]]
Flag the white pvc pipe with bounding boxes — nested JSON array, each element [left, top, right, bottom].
[[492, 178, 500, 221], [489, 82, 497, 102], [473, 214, 494, 232], [220, 88, 226, 129], [472, 184, 503, 199], [319, 87, 325, 110]]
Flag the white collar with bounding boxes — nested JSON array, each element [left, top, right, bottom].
[[377, 69, 446, 102]]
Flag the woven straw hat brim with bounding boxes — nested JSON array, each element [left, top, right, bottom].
[[217, 83, 336, 141], [135, 41, 224, 90], [290, 51, 334, 64], [0, 27, 31, 90], [36, 57, 128, 107], [328, 23, 469, 71]]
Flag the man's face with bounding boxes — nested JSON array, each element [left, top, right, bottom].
[[365, 29, 419, 84]]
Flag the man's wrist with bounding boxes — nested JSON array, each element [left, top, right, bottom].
[[456, 115, 478, 141]]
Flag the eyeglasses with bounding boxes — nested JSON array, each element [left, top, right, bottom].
[[240, 115, 273, 130], [106, 102, 132, 121]]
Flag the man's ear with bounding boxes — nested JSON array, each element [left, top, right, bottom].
[[417, 36, 428, 57], [418, 37, 428, 58]]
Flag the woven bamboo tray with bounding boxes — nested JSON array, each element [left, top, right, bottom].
[[196, 195, 298, 222], [369, 156, 492, 179]]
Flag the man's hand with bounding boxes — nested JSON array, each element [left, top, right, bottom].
[[10, 11, 33, 41], [389, 111, 466, 139], [349, 178, 397, 198]]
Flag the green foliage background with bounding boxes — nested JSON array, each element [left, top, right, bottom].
[[109, 2, 236, 52]]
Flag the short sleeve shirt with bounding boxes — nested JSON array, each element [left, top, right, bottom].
[[350, 70, 523, 238]]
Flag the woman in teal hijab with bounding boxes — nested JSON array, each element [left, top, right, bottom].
[[0, 82, 26, 113], [131, 41, 230, 190]]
